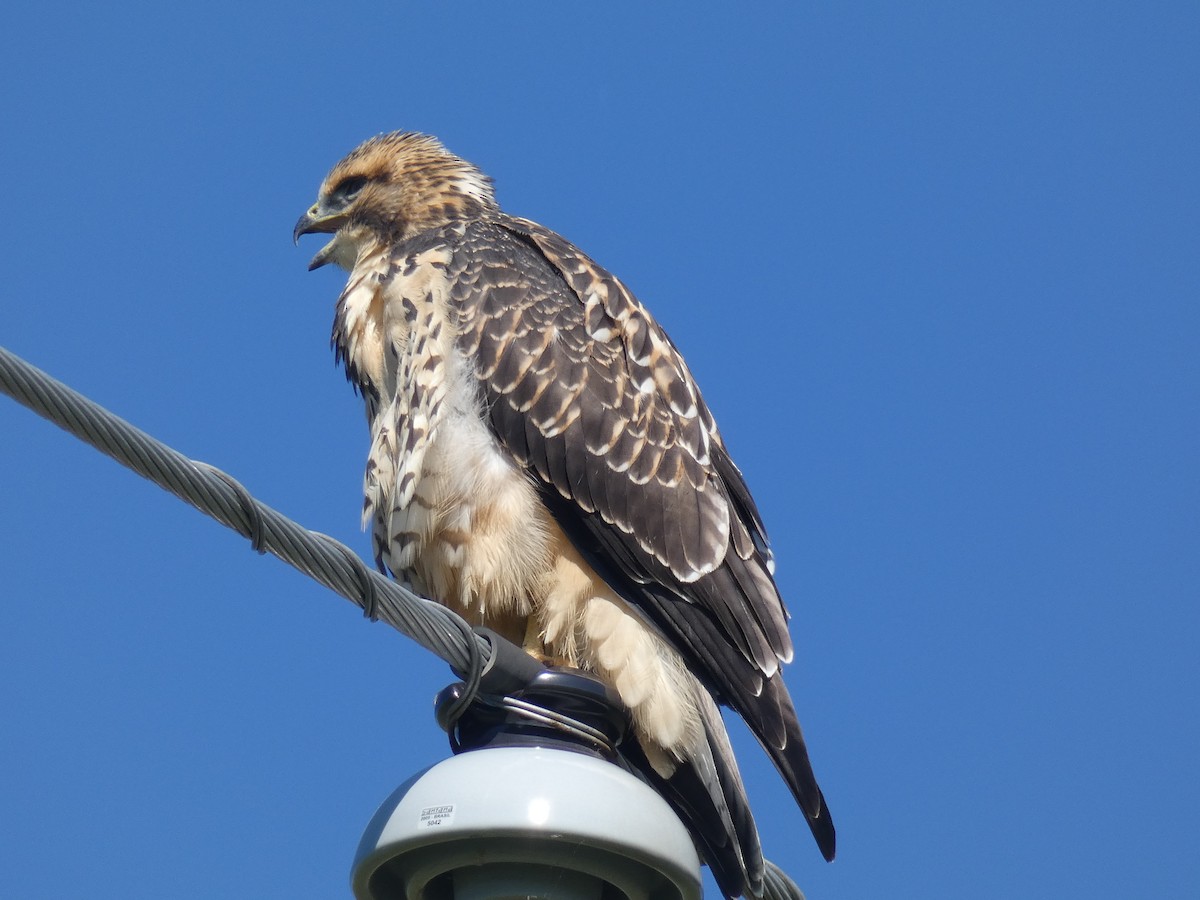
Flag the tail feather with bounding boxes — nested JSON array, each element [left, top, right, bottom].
[[752, 675, 837, 861], [621, 689, 764, 899]]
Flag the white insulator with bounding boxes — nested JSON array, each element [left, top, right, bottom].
[[351, 746, 701, 900]]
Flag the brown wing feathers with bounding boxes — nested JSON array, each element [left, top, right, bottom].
[[452, 217, 835, 860]]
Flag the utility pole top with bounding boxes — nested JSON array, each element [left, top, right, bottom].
[[352, 668, 702, 899]]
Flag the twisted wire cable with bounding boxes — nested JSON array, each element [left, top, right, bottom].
[[0, 343, 490, 679]]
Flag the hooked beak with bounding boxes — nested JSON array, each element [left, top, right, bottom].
[[293, 203, 349, 270]]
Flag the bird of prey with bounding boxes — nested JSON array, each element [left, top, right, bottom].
[[294, 132, 835, 898]]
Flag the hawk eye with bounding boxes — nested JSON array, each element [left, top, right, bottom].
[[332, 175, 368, 204]]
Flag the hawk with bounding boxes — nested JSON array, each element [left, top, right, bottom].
[[294, 132, 835, 898]]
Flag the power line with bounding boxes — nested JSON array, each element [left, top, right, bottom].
[[0, 343, 486, 680]]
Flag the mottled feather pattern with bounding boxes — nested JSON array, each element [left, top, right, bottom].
[[300, 132, 834, 899], [451, 219, 793, 671], [455, 218, 732, 586]]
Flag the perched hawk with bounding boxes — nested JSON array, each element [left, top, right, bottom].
[[295, 132, 835, 898]]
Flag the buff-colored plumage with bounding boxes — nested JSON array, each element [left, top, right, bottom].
[[295, 132, 834, 899]]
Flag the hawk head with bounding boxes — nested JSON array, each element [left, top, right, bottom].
[[293, 132, 497, 271]]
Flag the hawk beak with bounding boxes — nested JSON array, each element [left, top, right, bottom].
[[293, 203, 349, 270]]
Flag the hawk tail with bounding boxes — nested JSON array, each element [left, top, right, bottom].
[[757, 675, 837, 862], [622, 693, 766, 899]]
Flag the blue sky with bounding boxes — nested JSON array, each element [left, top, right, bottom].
[[1, 3, 1196, 898]]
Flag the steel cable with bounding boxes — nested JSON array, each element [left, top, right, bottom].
[[0, 344, 490, 679]]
